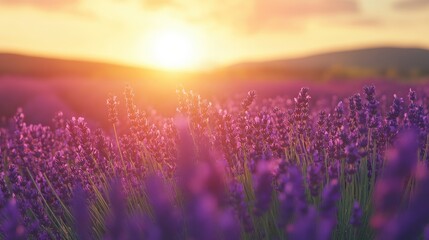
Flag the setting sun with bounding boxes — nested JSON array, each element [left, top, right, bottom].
[[146, 28, 200, 70]]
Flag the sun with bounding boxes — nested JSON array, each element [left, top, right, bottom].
[[146, 28, 200, 70]]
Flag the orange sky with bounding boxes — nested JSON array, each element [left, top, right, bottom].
[[0, 0, 429, 70]]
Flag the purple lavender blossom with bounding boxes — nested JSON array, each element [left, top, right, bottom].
[[104, 180, 128, 240], [145, 176, 182, 239], [2, 85, 429, 240], [318, 179, 341, 240], [72, 185, 91, 240], [424, 225, 429, 240], [377, 169, 429, 240], [229, 181, 253, 232], [287, 206, 318, 240], [253, 161, 274, 216], [1, 198, 26, 240], [278, 166, 307, 227], [350, 200, 363, 227], [371, 129, 419, 235], [307, 163, 323, 197], [107, 94, 119, 125]]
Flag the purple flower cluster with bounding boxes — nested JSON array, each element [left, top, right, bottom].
[[1, 85, 429, 239]]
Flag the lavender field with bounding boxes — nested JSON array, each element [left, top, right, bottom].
[[1, 83, 429, 240], [3, 0, 429, 238]]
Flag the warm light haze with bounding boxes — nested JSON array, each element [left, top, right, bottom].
[[145, 27, 201, 70], [0, 0, 429, 70]]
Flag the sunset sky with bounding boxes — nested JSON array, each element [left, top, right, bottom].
[[0, 0, 429, 70]]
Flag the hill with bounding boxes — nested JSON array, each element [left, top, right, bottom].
[[223, 47, 429, 79], [0, 53, 167, 79], [2, 47, 429, 80]]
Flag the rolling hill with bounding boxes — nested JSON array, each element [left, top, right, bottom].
[[0, 53, 165, 79], [1, 47, 429, 80], [223, 47, 429, 79]]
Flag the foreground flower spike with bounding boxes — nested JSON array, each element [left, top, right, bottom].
[[350, 200, 363, 227], [424, 225, 429, 240], [376, 166, 429, 240], [229, 181, 253, 232], [287, 207, 318, 240], [0, 198, 26, 240], [371, 129, 420, 236], [145, 176, 182, 239], [278, 166, 307, 227], [104, 180, 127, 240], [318, 179, 341, 240], [253, 161, 274, 216], [307, 163, 323, 197], [72, 185, 91, 240]]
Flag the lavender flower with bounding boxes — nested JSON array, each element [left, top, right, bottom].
[[318, 179, 341, 240], [2, 85, 429, 240], [350, 200, 363, 227], [278, 166, 307, 227], [294, 87, 311, 135], [72, 185, 91, 240], [364, 85, 380, 128], [378, 168, 429, 240], [424, 225, 429, 240], [104, 181, 127, 240], [1, 198, 26, 240], [145, 176, 182, 239], [253, 161, 274, 216], [287, 207, 318, 240], [229, 181, 253, 232], [307, 163, 323, 197], [107, 94, 119, 125], [371, 130, 419, 235]]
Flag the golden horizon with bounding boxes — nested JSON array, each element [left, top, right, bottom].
[[1, 0, 429, 70]]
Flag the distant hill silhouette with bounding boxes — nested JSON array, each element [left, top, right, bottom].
[[0, 53, 162, 79], [1, 47, 429, 80], [223, 47, 429, 79]]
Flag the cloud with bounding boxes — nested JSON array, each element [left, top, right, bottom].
[[253, 0, 358, 18], [141, 0, 360, 31], [142, 0, 252, 29], [347, 18, 383, 27], [393, 0, 429, 9], [0, 0, 97, 20], [142, 0, 176, 9], [0, 0, 78, 9], [248, 0, 359, 29]]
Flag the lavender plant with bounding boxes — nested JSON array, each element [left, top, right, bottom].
[[0, 85, 428, 240]]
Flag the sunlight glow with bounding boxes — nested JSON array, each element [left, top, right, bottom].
[[146, 28, 200, 70]]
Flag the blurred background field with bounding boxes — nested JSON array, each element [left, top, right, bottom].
[[1, 0, 429, 126], [2, 47, 429, 127]]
